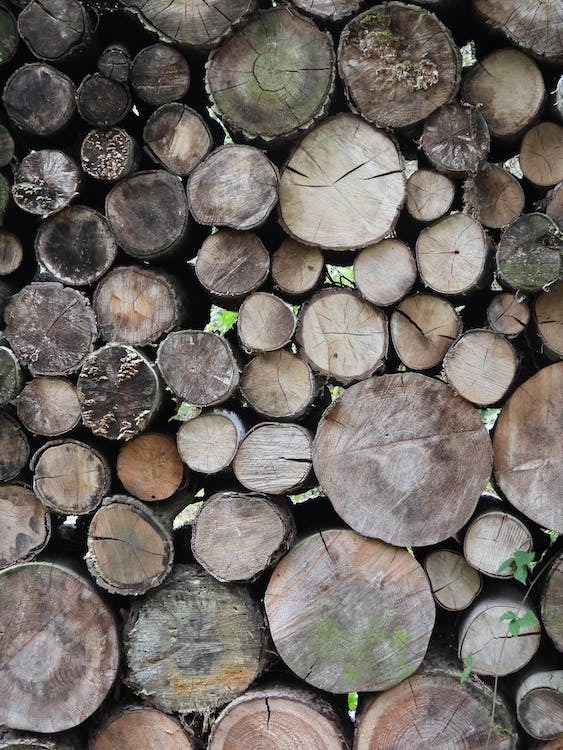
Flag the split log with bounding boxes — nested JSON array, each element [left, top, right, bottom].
[[76, 74, 131, 128], [11, 149, 80, 217], [157, 330, 239, 407], [5, 283, 97, 376], [464, 165, 525, 229], [90, 706, 194, 750], [0, 411, 29, 481], [520, 122, 563, 188], [117, 432, 184, 501], [0, 561, 120, 733], [233, 422, 313, 495], [17, 0, 95, 62], [0, 346, 22, 405], [421, 102, 490, 177], [0, 231, 23, 275], [143, 103, 212, 177], [541, 552, 563, 652], [31, 439, 111, 515], [423, 549, 482, 611], [296, 288, 387, 384], [77, 343, 162, 441], [265, 529, 435, 693], [123, 564, 268, 712], [405, 169, 455, 222], [353, 239, 417, 307], [487, 292, 530, 338], [0, 484, 50, 570], [338, 3, 461, 129], [516, 669, 563, 740], [176, 410, 244, 475], [187, 145, 278, 230], [86, 494, 174, 595], [463, 509, 533, 578], [0, 5, 17, 66], [191, 491, 296, 582], [81, 128, 138, 182], [535, 281, 563, 360], [17, 377, 81, 436], [312, 373, 492, 546], [390, 293, 462, 370], [237, 293, 296, 353], [206, 6, 335, 144], [97, 44, 130, 82], [131, 43, 190, 106], [271, 239, 324, 300], [287, 0, 362, 21], [278, 113, 405, 251]]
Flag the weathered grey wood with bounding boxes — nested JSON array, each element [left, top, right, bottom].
[[0, 231, 22, 275], [81, 128, 138, 182], [405, 169, 455, 222], [516, 669, 563, 740], [0, 484, 51, 570], [535, 281, 563, 360], [237, 293, 297, 353], [354, 239, 416, 307], [17, 0, 95, 62], [487, 292, 530, 338], [0, 125, 14, 168], [0, 411, 28, 482], [464, 164, 525, 229], [97, 44, 130, 82], [463, 508, 533, 578], [176, 410, 244, 475], [0, 727, 81, 750], [520, 122, 563, 188], [143, 103, 212, 177], [90, 706, 194, 750], [0, 4, 17, 66], [0, 346, 23, 405], [542, 552, 563, 652], [77, 73, 131, 128], [287, 0, 362, 21], [421, 102, 490, 177], [423, 549, 482, 611], [271, 239, 324, 300], [546, 181, 563, 231], [131, 43, 190, 105], [117, 432, 184, 502], [17, 377, 81, 436], [12, 150, 80, 217]]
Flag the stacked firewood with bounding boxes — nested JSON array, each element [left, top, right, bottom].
[[0, 0, 561, 747]]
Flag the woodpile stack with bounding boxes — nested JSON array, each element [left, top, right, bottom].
[[0, 0, 561, 747]]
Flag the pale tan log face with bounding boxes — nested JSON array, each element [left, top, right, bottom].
[[0, 484, 50, 570], [176, 412, 240, 474], [91, 706, 194, 750], [463, 510, 533, 578], [535, 281, 563, 359], [424, 549, 482, 611]]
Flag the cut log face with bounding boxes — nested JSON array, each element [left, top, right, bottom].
[[353, 239, 417, 307], [97, 44, 131, 82], [91, 706, 194, 750], [123, 564, 267, 712], [17, 377, 81, 436], [271, 239, 324, 299], [0, 562, 119, 733], [494, 363, 562, 531], [405, 169, 455, 222], [12, 150, 80, 218], [520, 123, 563, 188], [423, 549, 482, 611], [143, 103, 212, 177], [81, 128, 137, 182], [206, 6, 335, 143], [296, 288, 388, 383], [464, 165, 525, 229], [131, 43, 190, 105], [312, 373, 492, 546], [265, 529, 436, 693], [0, 484, 50, 570], [487, 292, 530, 338], [421, 102, 490, 177], [176, 411, 243, 474], [233, 422, 313, 494], [0, 126, 14, 168], [279, 113, 405, 250], [338, 3, 461, 129], [0, 231, 23, 275], [0, 6, 17, 66], [237, 293, 297, 353], [288, 0, 362, 21], [18, 0, 92, 62], [77, 74, 131, 128], [0, 346, 22, 405], [542, 552, 563, 652], [191, 491, 296, 582], [516, 670, 563, 740], [0, 727, 79, 750], [535, 281, 563, 360], [0, 411, 29, 482], [117, 432, 184, 501], [463, 509, 533, 578]]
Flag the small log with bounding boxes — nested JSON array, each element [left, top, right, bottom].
[[77, 343, 162, 441], [405, 169, 455, 222], [0, 231, 23, 274], [390, 293, 462, 370], [0, 561, 119, 732], [416, 213, 490, 296], [0, 411, 29, 481], [143, 103, 212, 177], [176, 410, 244, 475], [278, 113, 405, 251], [157, 330, 239, 407], [462, 48, 545, 142], [312, 373, 492, 546], [296, 288, 387, 384], [338, 3, 461, 129], [131, 43, 190, 105], [516, 669, 563, 740], [123, 564, 268, 712], [117, 432, 184, 501], [240, 350, 317, 420], [464, 164, 525, 230], [17, 377, 81, 436], [265, 529, 435, 693], [191, 491, 296, 582], [187, 145, 278, 230], [5, 283, 97, 376], [97, 44, 131, 82], [0, 5, 17, 66], [535, 281, 563, 360], [105, 170, 189, 260], [81, 128, 138, 182], [520, 122, 563, 188], [423, 549, 482, 611], [0, 484, 50, 570], [31, 439, 111, 515], [0, 346, 23, 405], [271, 239, 324, 300], [0, 125, 14, 167], [287, 0, 362, 21], [354, 239, 417, 307], [237, 293, 296, 353], [487, 292, 530, 338], [90, 706, 194, 750], [86, 494, 174, 595], [421, 102, 490, 177], [76, 73, 131, 128], [463, 508, 533, 578], [3, 63, 76, 137], [12, 149, 80, 218], [17, 0, 94, 62], [233, 422, 313, 494], [542, 552, 563, 652], [195, 230, 269, 305]]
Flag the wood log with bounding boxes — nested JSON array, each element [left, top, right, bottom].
[[3, 63, 76, 137], [278, 113, 405, 251], [0, 411, 29, 481], [123, 564, 268, 712], [296, 288, 387, 384], [97, 43, 130, 82], [105, 170, 189, 260], [0, 727, 80, 750], [11, 149, 80, 218], [423, 549, 482, 611], [117, 432, 184, 501], [265, 529, 435, 693], [176, 410, 244, 475], [0, 561, 119, 732], [157, 330, 239, 407], [338, 3, 461, 129], [546, 181, 563, 230], [233, 422, 313, 494], [143, 103, 212, 177], [0, 125, 14, 168], [541, 552, 563, 652], [77, 343, 162, 441], [312, 373, 492, 546], [0, 345, 22, 405], [516, 669, 563, 740], [271, 239, 324, 301], [237, 293, 296, 353], [206, 6, 335, 144], [0, 231, 23, 275], [0, 483, 50, 570], [187, 145, 278, 230], [81, 128, 138, 182], [421, 102, 490, 177], [131, 43, 190, 106], [17, 0, 95, 62], [535, 281, 563, 360], [464, 164, 525, 229], [390, 293, 462, 370], [405, 168, 455, 223], [520, 122, 563, 188], [91, 706, 194, 750], [487, 292, 530, 338], [16, 377, 81, 436], [191, 491, 296, 582], [0, 5, 17, 67], [287, 0, 362, 21], [463, 508, 533, 578], [76, 73, 131, 128], [353, 239, 417, 307]]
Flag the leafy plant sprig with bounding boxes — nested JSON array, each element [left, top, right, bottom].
[[498, 609, 539, 636], [497, 549, 535, 585]]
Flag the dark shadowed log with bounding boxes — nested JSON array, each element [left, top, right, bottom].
[[76, 74, 131, 128], [516, 669, 563, 740], [17, 0, 95, 62], [191, 491, 296, 582], [287, 0, 362, 21], [542, 552, 563, 652], [131, 43, 190, 105], [12, 150, 80, 218], [0, 411, 29, 481], [463, 508, 533, 578], [237, 293, 296, 353], [546, 182, 563, 230], [271, 239, 324, 300], [424, 549, 482, 611], [97, 44, 131, 82], [421, 102, 490, 177], [176, 409, 244, 475], [265, 529, 435, 693], [0, 231, 23, 275], [535, 281, 563, 360], [0, 346, 22, 405], [464, 164, 525, 229], [143, 103, 212, 177], [487, 292, 530, 338], [117, 432, 184, 501], [313, 373, 492, 546], [0, 5, 17, 66], [206, 6, 335, 144], [5, 283, 97, 376], [405, 169, 455, 222], [90, 706, 194, 750], [0, 125, 14, 167], [0, 561, 119, 732], [81, 128, 138, 182], [17, 377, 81, 436], [354, 240, 416, 307], [0, 727, 81, 749], [123, 564, 268, 712], [0, 484, 50, 570], [520, 123, 563, 188]]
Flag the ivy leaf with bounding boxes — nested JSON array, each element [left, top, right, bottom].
[[499, 611, 516, 623], [499, 610, 539, 636], [514, 611, 539, 630], [460, 652, 473, 683], [497, 549, 535, 584]]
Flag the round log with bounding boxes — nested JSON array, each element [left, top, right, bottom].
[[76, 73, 131, 128], [278, 113, 405, 251], [0, 5, 17, 66], [237, 293, 296, 353], [176, 410, 244, 475], [423, 549, 482, 611], [17, 0, 94, 62], [405, 169, 455, 222], [131, 43, 190, 106], [520, 122, 563, 188], [91, 706, 194, 750], [143, 103, 212, 177], [81, 128, 137, 182], [117, 432, 184, 501], [0, 125, 14, 168], [0, 411, 29, 481], [0, 346, 23, 405], [312, 373, 492, 546], [0, 484, 50, 570], [0, 561, 119, 733], [535, 281, 563, 360], [463, 164, 525, 229], [516, 670, 563, 740], [12, 150, 80, 218], [421, 102, 490, 177], [265, 529, 436, 693], [287, 0, 361, 21], [271, 239, 324, 300], [97, 44, 131, 82], [463, 509, 533, 578], [487, 292, 530, 338], [0, 231, 23, 275], [542, 552, 563, 651], [353, 239, 417, 307], [16, 377, 80, 437]]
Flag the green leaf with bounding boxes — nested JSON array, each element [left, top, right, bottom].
[[497, 558, 513, 574], [513, 550, 535, 567], [499, 611, 516, 622], [513, 565, 528, 585], [515, 611, 539, 630], [347, 692, 358, 711], [204, 305, 238, 335], [508, 619, 521, 636], [460, 652, 473, 683]]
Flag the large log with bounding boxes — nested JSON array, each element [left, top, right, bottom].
[[17, 0, 95, 62], [0, 484, 50, 570], [90, 706, 194, 750]]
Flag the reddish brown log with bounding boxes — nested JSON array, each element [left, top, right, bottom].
[[117, 432, 184, 502]]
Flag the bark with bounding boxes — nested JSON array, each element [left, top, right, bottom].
[[421, 102, 490, 177], [131, 43, 190, 106], [463, 508, 533, 578], [90, 706, 194, 750], [464, 164, 525, 229], [143, 103, 212, 177], [17, 0, 95, 62], [405, 169, 455, 222], [487, 292, 530, 338], [520, 122, 563, 188], [515, 669, 563, 740], [423, 549, 482, 611], [97, 44, 130, 82], [76, 73, 131, 128], [0, 410, 29, 481], [116, 432, 184, 502], [0, 483, 51, 570], [535, 281, 563, 360], [0, 345, 22, 405], [81, 128, 138, 182], [553, 75, 563, 124], [176, 409, 244, 475], [0, 727, 80, 750], [0, 231, 23, 274], [12, 150, 80, 218], [271, 239, 324, 301], [353, 239, 417, 307], [237, 292, 297, 353]]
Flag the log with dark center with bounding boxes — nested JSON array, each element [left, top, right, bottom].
[[0, 484, 50, 570], [11, 150, 80, 217]]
